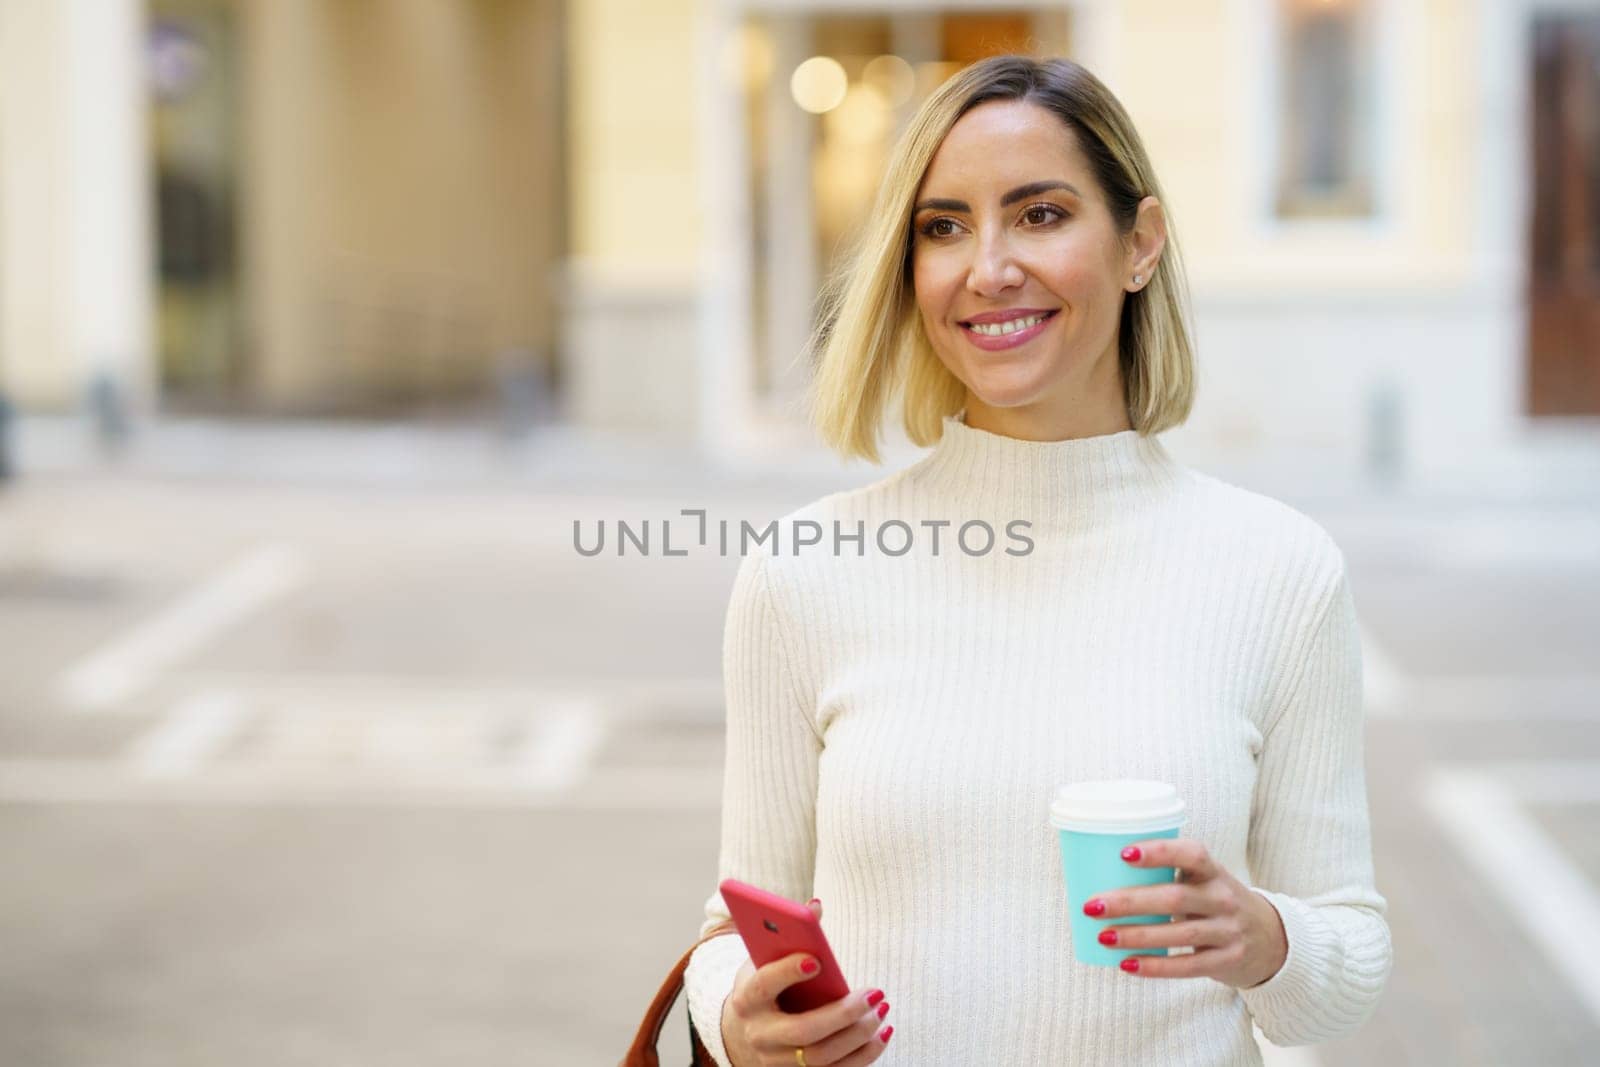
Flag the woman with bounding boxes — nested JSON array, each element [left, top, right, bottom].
[[684, 55, 1390, 1066]]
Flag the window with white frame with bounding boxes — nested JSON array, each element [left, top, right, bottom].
[[1274, 0, 1377, 219]]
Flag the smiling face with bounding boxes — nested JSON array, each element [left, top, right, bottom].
[[910, 99, 1164, 440]]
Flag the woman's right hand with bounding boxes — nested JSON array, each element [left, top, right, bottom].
[[719, 900, 894, 1066]]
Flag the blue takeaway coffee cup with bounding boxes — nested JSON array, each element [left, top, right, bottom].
[[1049, 779, 1187, 967]]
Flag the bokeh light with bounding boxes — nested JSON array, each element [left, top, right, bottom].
[[862, 54, 915, 108], [790, 55, 848, 114]]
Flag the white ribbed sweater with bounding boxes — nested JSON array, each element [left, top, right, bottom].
[[685, 411, 1391, 1066]]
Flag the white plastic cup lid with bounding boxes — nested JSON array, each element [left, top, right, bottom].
[[1049, 779, 1186, 834]]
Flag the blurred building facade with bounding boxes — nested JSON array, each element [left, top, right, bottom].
[[0, 0, 564, 419], [0, 0, 1595, 481], [567, 0, 1600, 481]]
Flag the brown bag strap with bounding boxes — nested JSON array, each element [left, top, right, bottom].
[[621, 920, 741, 1067]]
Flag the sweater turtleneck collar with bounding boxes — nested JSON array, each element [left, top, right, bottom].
[[916, 407, 1183, 521]]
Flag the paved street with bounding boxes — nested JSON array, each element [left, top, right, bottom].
[[1, 424, 1598, 1065]]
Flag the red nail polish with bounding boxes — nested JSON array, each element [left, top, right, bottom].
[[1121, 846, 1142, 863], [1083, 898, 1107, 917], [1098, 929, 1119, 946], [865, 988, 885, 1007], [808, 897, 820, 906], [800, 958, 819, 974], [876, 1002, 890, 1019], [1120, 957, 1140, 973], [879, 1025, 894, 1043]]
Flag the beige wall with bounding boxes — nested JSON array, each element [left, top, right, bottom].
[[565, 0, 701, 269], [1415, 0, 1476, 278], [557, 0, 1481, 291], [1110, 0, 1477, 292], [558, 0, 704, 437], [0, 0, 71, 406], [0, 0, 153, 412], [239, 0, 562, 411]]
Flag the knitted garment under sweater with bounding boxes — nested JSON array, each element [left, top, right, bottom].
[[684, 411, 1391, 1066]]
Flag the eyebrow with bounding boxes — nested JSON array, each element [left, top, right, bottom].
[[913, 180, 1082, 215]]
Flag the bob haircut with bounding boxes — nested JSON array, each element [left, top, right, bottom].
[[806, 55, 1196, 464]]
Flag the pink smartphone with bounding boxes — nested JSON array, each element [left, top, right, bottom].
[[719, 877, 851, 1014]]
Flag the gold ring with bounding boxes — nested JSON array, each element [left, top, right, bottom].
[[794, 1048, 808, 1066]]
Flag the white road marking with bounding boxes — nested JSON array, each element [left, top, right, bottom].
[[0, 679, 696, 807], [1455, 760, 1600, 807], [165, 671, 726, 722], [58, 545, 307, 712], [0, 759, 721, 809], [1423, 766, 1600, 1028], [127, 690, 249, 777], [517, 699, 609, 790]]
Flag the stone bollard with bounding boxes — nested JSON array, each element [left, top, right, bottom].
[[0, 392, 13, 483], [1366, 377, 1404, 488], [87, 374, 132, 457]]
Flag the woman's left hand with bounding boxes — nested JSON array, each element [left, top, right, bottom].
[[1087, 838, 1288, 988]]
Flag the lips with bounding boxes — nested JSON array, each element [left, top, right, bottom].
[[959, 309, 1059, 351], [960, 307, 1058, 326], [961, 309, 1057, 335]]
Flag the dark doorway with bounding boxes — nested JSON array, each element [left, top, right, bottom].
[[1528, 14, 1600, 415], [148, 3, 244, 411]]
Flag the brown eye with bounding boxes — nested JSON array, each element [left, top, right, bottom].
[[1023, 204, 1066, 226]]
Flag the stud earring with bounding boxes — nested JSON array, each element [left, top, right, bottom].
[[1132, 274, 1143, 286]]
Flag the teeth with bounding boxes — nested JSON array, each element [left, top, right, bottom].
[[968, 313, 1048, 337]]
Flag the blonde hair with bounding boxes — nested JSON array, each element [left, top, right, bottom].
[[806, 55, 1196, 464]]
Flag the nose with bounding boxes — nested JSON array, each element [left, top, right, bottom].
[[966, 227, 1025, 297]]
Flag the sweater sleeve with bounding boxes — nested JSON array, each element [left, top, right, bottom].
[[1239, 562, 1393, 1045], [684, 551, 823, 1067]]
